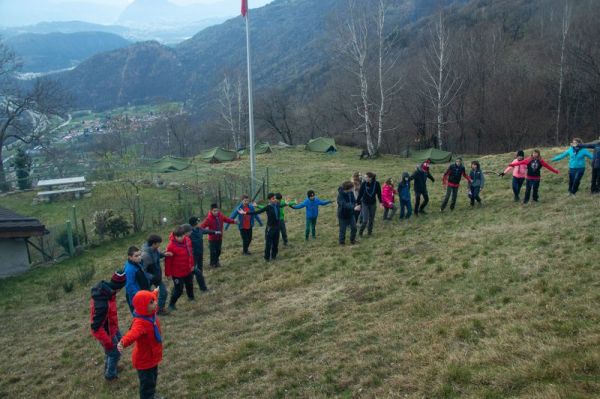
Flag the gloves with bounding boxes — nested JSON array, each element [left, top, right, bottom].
[[498, 172, 505, 177]]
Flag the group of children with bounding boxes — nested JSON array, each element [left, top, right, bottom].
[[90, 138, 599, 398]]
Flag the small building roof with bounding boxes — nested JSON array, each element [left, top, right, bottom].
[[0, 207, 47, 238]]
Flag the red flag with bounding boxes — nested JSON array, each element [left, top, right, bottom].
[[241, 0, 248, 16]]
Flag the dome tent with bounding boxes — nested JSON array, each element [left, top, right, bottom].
[[152, 156, 191, 173], [197, 147, 239, 163], [305, 137, 337, 153], [239, 141, 272, 155], [411, 148, 453, 164]]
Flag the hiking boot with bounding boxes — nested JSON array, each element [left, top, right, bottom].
[[157, 307, 170, 316], [420, 209, 428, 215], [168, 304, 177, 312]]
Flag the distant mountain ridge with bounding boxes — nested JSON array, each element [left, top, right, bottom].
[[55, 0, 472, 110], [6, 32, 131, 73]]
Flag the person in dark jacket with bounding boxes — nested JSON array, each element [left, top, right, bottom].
[[337, 181, 359, 245], [578, 137, 600, 194], [141, 235, 172, 315], [357, 172, 382, 236], [240, 193, 282, 262], [227, 195, 263, 254], [410, 160, 435, 216], [89, 270, 126, 381], [397, 172, 413, 220], [124, 246, 150, 313], [468, 161, 485, 206], [441, 158, 472, 211], [189, 216, 218, 293]]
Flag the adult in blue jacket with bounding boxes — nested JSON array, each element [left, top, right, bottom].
[[551, 138, 593, 195], [579, 137, 600, 194], [291, 190, 332, 240], [227, 196, 263, 255]]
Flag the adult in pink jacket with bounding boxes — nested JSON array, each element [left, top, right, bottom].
[[500, 150, 528, 202]]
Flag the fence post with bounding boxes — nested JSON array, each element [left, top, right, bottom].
[[81, 218, 89, 244], [266, 167, 270, 195], [71, 205, 79, 235], [218, 183, 222, 209], [66, 220, 75, 256]]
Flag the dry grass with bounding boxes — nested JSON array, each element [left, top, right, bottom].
[[0, 146, 599, 398]]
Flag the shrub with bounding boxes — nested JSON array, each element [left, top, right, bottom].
[[62, 281, 74, 293], [92, 209, 131, 239], [55, 229, 84, 253], [77, 264, 96, 285], [106, 214, 131, 238], [92, 209, 114, 239]]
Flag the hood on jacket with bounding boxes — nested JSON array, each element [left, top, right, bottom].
[[132, 290, 158, 316], [141, 242, 153, 253], [91, 281, 116, 301]]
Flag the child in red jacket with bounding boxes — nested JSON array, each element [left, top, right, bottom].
[[200, 203, 237, 267], [90, 270, 126, 381], [164, 225, 194, 311], [118, 290, 163, 399]]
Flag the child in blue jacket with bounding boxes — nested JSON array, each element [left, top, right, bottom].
[[291, 190, 332, 240], [397, 172, 412, 220]]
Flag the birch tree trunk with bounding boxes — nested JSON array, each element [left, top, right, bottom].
[[555, 1, 571, 145]]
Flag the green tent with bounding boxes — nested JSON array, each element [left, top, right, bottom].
[[197, 147, 239, 163], [411, 148, 453, 164], [239, 141, 272, 155], [305, 137, 337, 153], [152, 156, 191, 173]]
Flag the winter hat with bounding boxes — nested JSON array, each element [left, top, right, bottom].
[[421, 160, 430, 173], [517, 150, 525, 157], [181, 223, 193, 234], [110, 270, 126, 290]]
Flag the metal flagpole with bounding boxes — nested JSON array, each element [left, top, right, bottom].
[[245, 5, 257, 196]]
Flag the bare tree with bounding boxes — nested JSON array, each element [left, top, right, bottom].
[[374, 0, 403, 155], [256, 90, 295, 145], [218, 73, 245, 150], [0, 75, 68, 191], [555, 0, 571, 144], [334, 0, 374, 155], [421, 12, 461, 150]]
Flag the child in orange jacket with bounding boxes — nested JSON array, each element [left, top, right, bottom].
[[118, 290, 163, 399]]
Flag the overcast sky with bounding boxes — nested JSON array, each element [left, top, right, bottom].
[[0, 0, 274, 27]]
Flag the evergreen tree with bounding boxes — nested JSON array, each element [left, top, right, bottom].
[[13, 148, 32, 190]]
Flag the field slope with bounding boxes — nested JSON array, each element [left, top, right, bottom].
[[0, 147, 598, 398]]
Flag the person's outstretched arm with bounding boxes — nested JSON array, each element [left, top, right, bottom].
[[291, 199, 308, 210], [551, 149, 570, 162], [540, 159, 560, 174]]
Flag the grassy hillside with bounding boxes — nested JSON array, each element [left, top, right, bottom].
[[0, 147, 598, 398]]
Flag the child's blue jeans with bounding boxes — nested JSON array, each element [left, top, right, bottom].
[[399, 198, 412, 219], [104, 332, 122, 380]]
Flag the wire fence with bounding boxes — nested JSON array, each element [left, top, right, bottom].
[[21, 166, 270, 266]]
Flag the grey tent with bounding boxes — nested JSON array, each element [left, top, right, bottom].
[[305, 137, 337, 153], [411, 148, 453, 164]]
